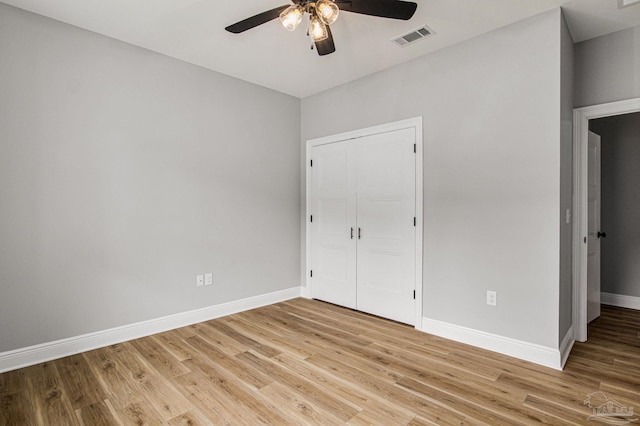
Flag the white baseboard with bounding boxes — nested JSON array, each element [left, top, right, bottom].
[[301, 286, 311, 299], [559, 325, 575, 369], [0, 286, 301, 373], [601, 292, 640, 310], [421, 317, 564, 370]]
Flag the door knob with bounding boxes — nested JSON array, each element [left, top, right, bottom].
[[597, 231, 607, 238]]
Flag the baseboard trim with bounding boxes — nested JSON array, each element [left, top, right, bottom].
[[559, 325, 575, 369], [0, 286, 301, 373], [421, 317, 564, 370], [301, 286, 311, 299], [601, 292, 640, 310]]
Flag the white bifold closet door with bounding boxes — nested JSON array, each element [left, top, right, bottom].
[[310, 127, 416, 325]]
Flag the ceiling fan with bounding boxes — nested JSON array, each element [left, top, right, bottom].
[[225, 0, 418, 56]]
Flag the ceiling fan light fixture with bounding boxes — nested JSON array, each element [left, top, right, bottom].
[[279, 5, 304, 31], [315, 0, 339, 25], [309, 14, 328, 42], [226, 0, 418, 56]]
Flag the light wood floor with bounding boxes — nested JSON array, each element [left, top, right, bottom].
[[1, 299, 639, 425]]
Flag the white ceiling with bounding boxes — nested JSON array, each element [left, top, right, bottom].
[[2, 0, 640, 98]]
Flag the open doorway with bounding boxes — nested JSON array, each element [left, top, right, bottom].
[[572, 98, 640, 342], [590, 113, 640, 311]]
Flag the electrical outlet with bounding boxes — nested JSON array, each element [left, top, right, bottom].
[[196, 275, 204, 287], [486, 290, 497, 306], [205, 273, 213, 286]]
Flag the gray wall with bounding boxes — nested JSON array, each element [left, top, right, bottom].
[[302, 10, 565, 348], [559, 15, 574, 343], [0, 3, 301, 352], [590, 113, 640, 298], [575, 25, 640, 108]]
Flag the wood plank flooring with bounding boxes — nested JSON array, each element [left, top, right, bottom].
[[1, 299, 639, 425]]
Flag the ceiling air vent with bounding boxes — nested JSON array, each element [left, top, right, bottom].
[[392, 25, 435, 47]]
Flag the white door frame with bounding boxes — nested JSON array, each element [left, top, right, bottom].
[[305, 117, 424, 328], [572, 98, 640, 342]]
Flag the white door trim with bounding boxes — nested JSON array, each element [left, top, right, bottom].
[[305, 117, 424, 328], [572, 98, 640, 342]]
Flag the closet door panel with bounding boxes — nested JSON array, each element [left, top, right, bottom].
[[355, 128, 416, 324], [310, 142, 357, 309]]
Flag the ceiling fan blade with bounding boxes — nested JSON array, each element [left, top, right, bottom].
[[315, 26, 336, 56], [337, 0, 417, 20], [225, 5, 291, 34]]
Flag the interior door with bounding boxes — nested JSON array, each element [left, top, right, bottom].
[[355, 128, 416, 324], [587, 131, 601, 323], [310, 141, 357, 309]]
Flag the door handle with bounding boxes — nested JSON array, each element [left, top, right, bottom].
[[597, 231, 607, 238], [350, 227, 354, 239], [358, 228, 361, 239]]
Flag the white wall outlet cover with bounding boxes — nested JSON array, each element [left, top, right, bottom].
[[205, 273, 213, 286], [486, 291, 497, 306], [196, 275, 204, 287]]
